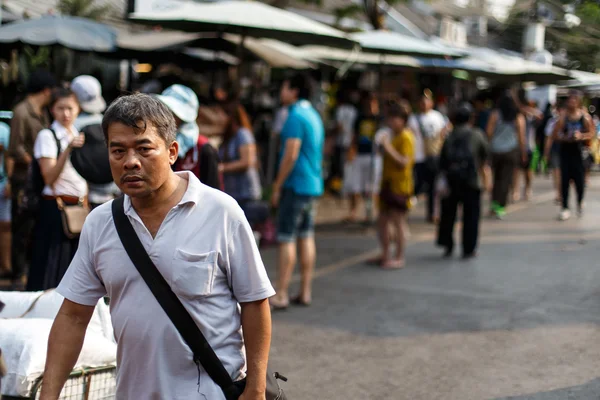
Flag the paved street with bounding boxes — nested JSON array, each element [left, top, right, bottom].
[[265, 175, 600, 400]]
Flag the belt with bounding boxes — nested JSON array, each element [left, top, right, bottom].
[[42, 195, 81, 205]]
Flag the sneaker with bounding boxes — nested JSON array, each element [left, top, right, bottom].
[[577, 204, 584, 218], [495, 207, 506, 220], [559, 209, 571, 221]]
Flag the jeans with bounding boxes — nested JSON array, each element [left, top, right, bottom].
[[437, 186, 481, 256], [277, 189, 316, 243]]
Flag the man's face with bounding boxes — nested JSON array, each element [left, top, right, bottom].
[[419, 97, 432, 113], [42, 88, 53, 107], [107, 122, 178, 199], [280, 81, 297, 106]]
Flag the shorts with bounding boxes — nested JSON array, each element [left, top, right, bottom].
[[277, 189, 316, 243], [343, 154, 382, 195], [0, 191, 11, 222]]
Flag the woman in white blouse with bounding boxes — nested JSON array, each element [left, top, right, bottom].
[[26, 88, 87, 291]]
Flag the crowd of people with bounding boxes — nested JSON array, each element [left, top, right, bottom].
[[0, 69, 597, 302], [328, 87, 597, 264]]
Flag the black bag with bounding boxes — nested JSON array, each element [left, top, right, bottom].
[[71, 123, 113, 184], [111, 197, 287, 400], [18, 129, 60, 216], [445, 134, 477, 188]]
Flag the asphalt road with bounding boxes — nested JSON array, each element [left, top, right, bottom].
[[265, 177, 600, 400]]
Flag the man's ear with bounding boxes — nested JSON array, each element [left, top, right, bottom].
[[169, 140, 179, 165]]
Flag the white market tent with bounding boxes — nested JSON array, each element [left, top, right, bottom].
[[302, 45, 420, 69], [351, 30, 464, 58], [128, 0, 355, 48]]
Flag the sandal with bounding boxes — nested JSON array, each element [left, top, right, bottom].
[[290, 295, 311, 307], [269, 296, 289, 311], [381, 259, 405, 270]]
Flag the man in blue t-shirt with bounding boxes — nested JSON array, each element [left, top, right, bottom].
[[270, 74, 324, 310]]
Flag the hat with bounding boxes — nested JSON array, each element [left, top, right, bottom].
[[71, 75, 106, 114], [156, 84, 199, 123], [27, 70, 57, 94]]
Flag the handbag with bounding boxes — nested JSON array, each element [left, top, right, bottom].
[[55, 196, 89, 239], [111, 197, 287, 400]]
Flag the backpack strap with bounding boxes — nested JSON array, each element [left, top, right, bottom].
[[48, 129, 61, 158]]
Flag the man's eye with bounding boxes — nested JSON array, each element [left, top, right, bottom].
[[112, 149, 124, 154]]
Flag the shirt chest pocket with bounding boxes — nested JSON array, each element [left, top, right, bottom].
[[171, 249, 217, 298]]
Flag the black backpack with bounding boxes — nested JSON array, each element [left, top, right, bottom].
[[445, 133, 477, 188], [71, 122, 113, 185], [19, 129, 60, 216]]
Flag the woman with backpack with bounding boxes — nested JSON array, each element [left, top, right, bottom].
[[219, 103, 267, 226], [486, 94, 526, 219], [26, 88, 87, 291]]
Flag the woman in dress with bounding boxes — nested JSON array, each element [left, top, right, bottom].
[[27, 88, 87, 291]]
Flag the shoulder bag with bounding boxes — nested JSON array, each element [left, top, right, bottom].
[[111, 197, 287, 400]]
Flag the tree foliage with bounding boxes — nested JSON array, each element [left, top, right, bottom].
[[502, 0, 600, 71], [56, 0, 113, 21]]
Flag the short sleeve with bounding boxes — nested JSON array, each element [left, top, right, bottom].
[[56, 217, 107, 306], [0, 122, 9, 148], [227, 218, 275, 303], [399, 132, 415, 164], [33, 129, 59, 160], [281, 113, 303, 141], [237, 128, 255, 146]]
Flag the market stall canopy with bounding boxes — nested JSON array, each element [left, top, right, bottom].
[[117, 31, 202, 52], [193, 34, 314, 69], [302, 46, 420, 69], [128, 0, 355, 48], [351, 30, 465, 58], [417, 47, 570, 84], [0, 15, 117, 52], [561, 70, 600, 88]]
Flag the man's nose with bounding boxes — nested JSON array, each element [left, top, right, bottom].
[[123, 151, 141, 170]]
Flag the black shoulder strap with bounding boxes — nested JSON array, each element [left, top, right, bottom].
[[49, 129, 61, 158], [110, 197, 238, 397]]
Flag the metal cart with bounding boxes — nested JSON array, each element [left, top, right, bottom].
[[3, 366, 116, 400]]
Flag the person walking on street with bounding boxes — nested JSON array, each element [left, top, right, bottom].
[[410, 91, 449, 224], [219, 102, 265, 225], [375, 106, 415, 269], [270, 74, 324, 310], [27, 88, 88, 291], [41, 94, 275, 399], [5, 70, 56, 287], [156, 84, 222, 189], [513, 100, 542, 202], [437, 103, 491, 259], [71, 75, 120, 209], [0, 122, 11, 279], [544, 90, 593, 221], [544, 103, 564, 204], [486, 94, 526, 219]]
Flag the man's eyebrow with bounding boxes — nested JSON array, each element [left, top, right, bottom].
[[109, 141, 124, 148], [109, 138, 154, 148]]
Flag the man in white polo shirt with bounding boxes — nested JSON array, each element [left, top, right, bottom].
[[40, 94, 275, 400]]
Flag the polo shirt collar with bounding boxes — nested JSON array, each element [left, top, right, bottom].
[[123, 171, 203, 217], [50, 120, 78, 139]]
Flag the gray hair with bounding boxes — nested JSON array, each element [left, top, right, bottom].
[[102, 93, 177, 145]]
